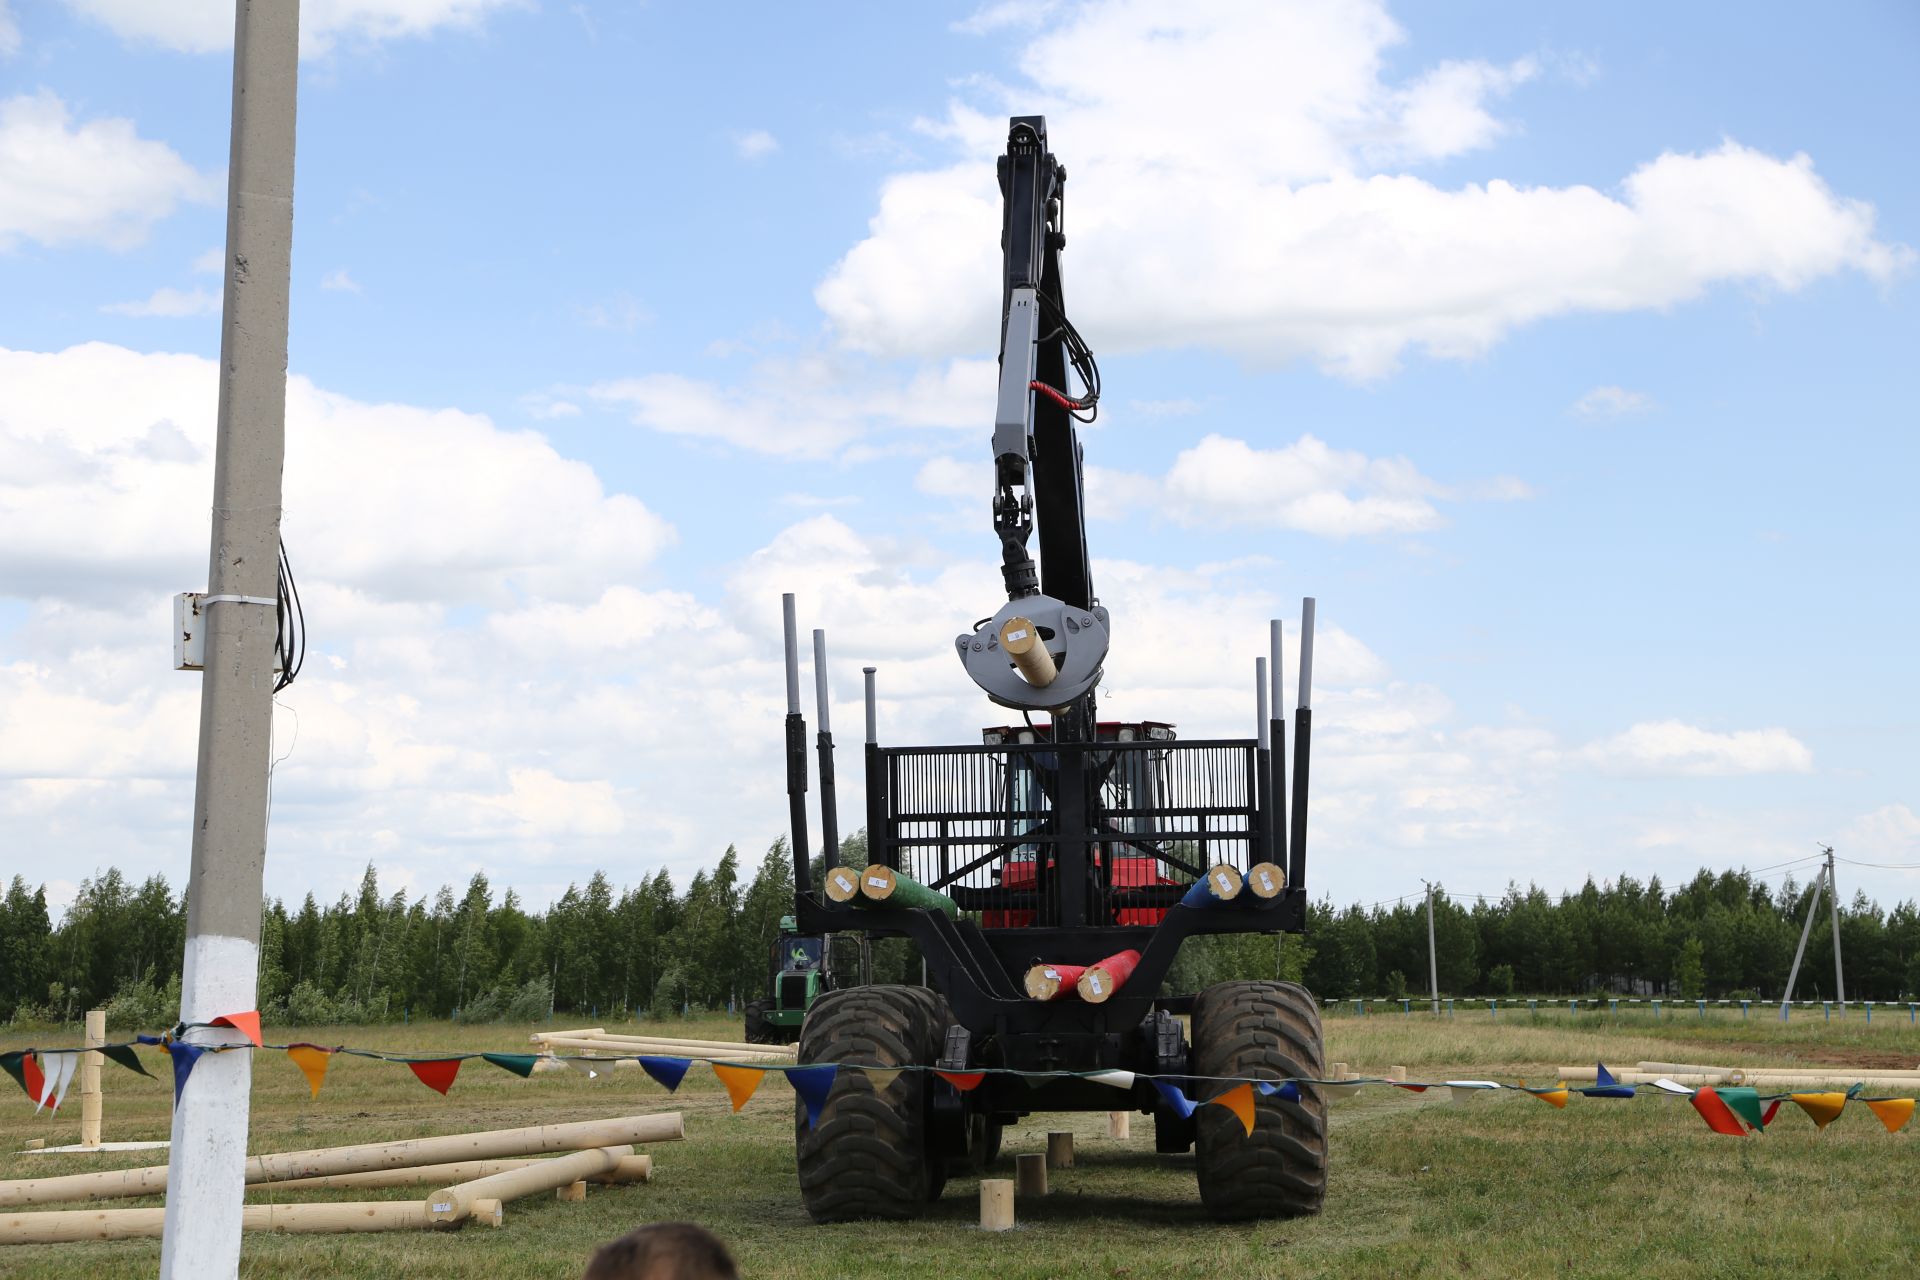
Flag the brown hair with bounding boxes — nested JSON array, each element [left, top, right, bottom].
[[582, 1222, 740, 1280]]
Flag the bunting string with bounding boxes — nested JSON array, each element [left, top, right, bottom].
[[4, 1025, 1914, 1140]]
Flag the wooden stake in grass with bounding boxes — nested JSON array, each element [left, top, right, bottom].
[[1015, 1152, 1048, 1196], [1075, 950, 1141, 1003], [980, 1179, 1015, 1231], [856, 864, 961, 918], [1245, 862, 1286, 899], [1107, 1111, 1131, 1140], [1046, 1131, 1074, 1169], [1023, 963, 1086, 1001]]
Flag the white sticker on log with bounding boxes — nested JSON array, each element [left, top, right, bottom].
[[1258, 871, 1274, 892], [1087, 975, 1104, 995], [1006, 629, 1028, 643], [867, 876, 887, 889], [833, 873, 853, 891], [432, 1202, 452, 1213]]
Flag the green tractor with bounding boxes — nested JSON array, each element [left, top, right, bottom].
[[743, 915, 832, 1044]]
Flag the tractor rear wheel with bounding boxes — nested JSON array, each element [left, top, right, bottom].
[[743, 998, 776, 1045], [1189, 980, 1329, 1220], [795, 985, 946, 1221]]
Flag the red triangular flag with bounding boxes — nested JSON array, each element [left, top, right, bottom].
[[1392, 1083, 1429, 1093], [211, 1011, 263, 1048], [1690, 1086, 1748, 1136], [405, 1058, 462, 1095], [935, 1070, 985, 1092], [22, 1053, 47, 1110], [1760, 1100, 1782, 1129]]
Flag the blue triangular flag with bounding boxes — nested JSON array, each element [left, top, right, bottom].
[[1583, 1061, 1635, 1099], [1255, 1080, 1301, 1102], [639, 1055, 692, 1092], [136, 1034, 163, 1046], [785, 1064, 839, 1128], [1152, 1079, 1196, 1119], [169, 1041, 207, 1103]]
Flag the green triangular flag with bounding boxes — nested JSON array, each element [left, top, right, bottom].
[[1717, 1086, 1768, 1132], [100, 1044, 154, 1080], [482, 1052, 539, 1079], [0, 1050, 28, 1097]]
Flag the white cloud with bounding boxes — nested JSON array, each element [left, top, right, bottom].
[[1577, 720, 1813, 777], [1840, 804, 1920, 860], [65, 0, 525, 58], [102, 286, 221, 318], [733, 129, 779, 161], [0, 2, 19, 57], [1571, 385, 1653, 418], [191, 247, 224, 273], [0, 91, 216, 251], [320, 268, 361, 293], [814, 1, 1907, 377], [953, 0, 1061, 35], [589, 355, 996, 458]]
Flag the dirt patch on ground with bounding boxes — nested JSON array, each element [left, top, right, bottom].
[[1713, 1041, 1919, 1070]]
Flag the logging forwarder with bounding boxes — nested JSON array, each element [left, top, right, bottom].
[[780, 116, 1326, 1222]]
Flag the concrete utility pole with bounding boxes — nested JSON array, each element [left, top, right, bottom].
[[160, 3, 299, 1277], [1779, 859, 1827, 1020], [1424, 881, 1440, 1015], [1825, 844, 1846, 1007]]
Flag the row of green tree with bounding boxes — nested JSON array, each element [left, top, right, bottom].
[[1, 845, 1913, 1028]]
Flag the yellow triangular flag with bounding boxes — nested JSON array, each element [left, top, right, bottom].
[[711, 1062, 766, 1113], [1790, 1092, 1847, 1131], [1863, 1097, 1915, 1133], [286, 1045, 332, 1100], [860, 1067, 904, 1094], [1529, 1084, 1570, 1109], [1207, 1081, 1256, 1136]]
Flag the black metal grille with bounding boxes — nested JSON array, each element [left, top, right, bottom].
[[870, 738, 1266, 930]]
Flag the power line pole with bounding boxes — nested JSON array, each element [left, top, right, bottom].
[[1423, 881, 1440, 1015], [159, 3, 299, 1276], [1825, 844, 1845, 1008], [1779, 858, 1826, 1020]]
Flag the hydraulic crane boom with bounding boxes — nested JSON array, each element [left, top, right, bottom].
[[957, 116, 1111, 725]]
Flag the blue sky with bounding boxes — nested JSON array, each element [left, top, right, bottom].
[[2, 1, 1916, 917]]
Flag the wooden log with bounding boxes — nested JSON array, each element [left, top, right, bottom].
[[1046, 1131, 1073, 1170], [80, 1009, 105, 1149], [256, 1154, 652, 1194], [470, 1198, 504, 1229], [1330, 1062, 1350, 1081], [535, 1030, 794, 1054], [1107, 1111, 1131, 1140], [980, 1178, 1015, 1231], [555, 1181, 587, 1203], [1000, 616, 1057, 689], [1179, 864, 1244, 908], [529, 1027, 606, 1044], [0, 1113, 683, 1209], [823, 865, 862, 903], [1015, 1152, 1047, 1196], [1245, 862, 1286, 899], [1388, 1065, 1407, 1082], [1637, 1060, 1920, 1079], [1075, 950, 1141, 1003], [532, 1036, 794, 1063], [0, 1201, 439, 1244], [856, 864, 961, 918], [1023, 962, 1086, 1001], [429, 1145, 631, 1227]]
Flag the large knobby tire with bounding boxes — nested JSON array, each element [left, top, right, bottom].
[[743, 998, 775, 1045], [795, 985, 946, 1221], [1190, 980, 1329, 1220]]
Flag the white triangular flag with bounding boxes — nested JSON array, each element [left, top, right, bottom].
[[1086, 1069, 1135, 1090], [1649, 1077, 1694, 1095], [36, 1051, 79, 1114]]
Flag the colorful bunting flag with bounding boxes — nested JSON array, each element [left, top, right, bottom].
[[286, 1045, 333, 1099], [639, 1056, 692, 1092], [404, 1058, 462, 1095], [1649, 1077, 1695, 1095], [169, 1041, 207, 1104], [1152, 1079, 1196, 1119], [1087, 1069, 1135, 1090], [1689, 1086, 1748, 1137], [1863, 1098, 1915, 1134], [0, 1050, 31, 1102], [34, 1051, 78, 1114], [712, 1062, 766, 1112], [934, 1070, 985, 1092], [1256, 1080, 1301, 1102], [1526, 1084, 1570, 1109], [1208, 1082, 1256, 1136], [209, 1011, 263, 1048], [785, 1065, 839, 1128], [1582, 1063, 1636, 1099], [481, 1052, 539, 1079], [1791, 1092, 1848, 1131], [1322, 1081, 1363, 1099], [100, 1044, 153, 1079], [1716, 1087, 1768, 1133], [22, 1052, 47, 1109], [1760, 1100, 1781, 1129], [860, 1066, 904, 1094]]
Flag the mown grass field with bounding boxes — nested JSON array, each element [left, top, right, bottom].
[[3, 1009, 1915, 1279]]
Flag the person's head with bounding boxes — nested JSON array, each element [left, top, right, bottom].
[[582, 1222, 739, 1280]]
